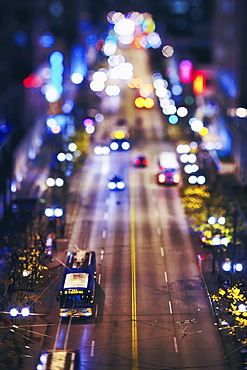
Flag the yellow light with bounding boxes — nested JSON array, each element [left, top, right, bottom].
[[142, 18, 155, 32], [127, 76, 143, 89], [113, 130, 126, 139], [193, 70, 206, 95], [199, 127, 209, 136], [144, 97, 154, 109], [135, 96, 145, 108]]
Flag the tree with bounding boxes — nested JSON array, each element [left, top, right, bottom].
[[212, 285, 247, 344]]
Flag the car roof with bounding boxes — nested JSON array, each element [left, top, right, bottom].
[[109, 173, 123, 180]]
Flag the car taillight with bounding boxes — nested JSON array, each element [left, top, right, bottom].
[[134, 159, 140, 165], [143, 159, 149, 165], [158, 173, 166, 183], [174, 174, 180, 183]]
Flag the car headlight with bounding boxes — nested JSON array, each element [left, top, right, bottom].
[[110, 142, 119, 150], [108, 182, 116, 189], [121, 141, 130, 150], [102, 146, 110, 155], [117, 181, 125, 189]]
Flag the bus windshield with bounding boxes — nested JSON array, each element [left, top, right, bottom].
[[60, 294, 91, 308]]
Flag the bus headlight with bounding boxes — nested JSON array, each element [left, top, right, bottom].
[[60, 311, 68, 317]]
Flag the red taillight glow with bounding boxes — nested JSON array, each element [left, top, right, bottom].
[[158, 173, 166, 183], [143, 159, 149, 165], [174, 174, 180, 183], [134, 159, 140, 165]]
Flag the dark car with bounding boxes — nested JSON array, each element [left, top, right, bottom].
[[133, 155, 149, 167], [108, 174, 125, 190], [110, 139, 130, 151]]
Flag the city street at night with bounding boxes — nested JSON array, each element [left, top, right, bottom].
[[1, 2, 247, 370]]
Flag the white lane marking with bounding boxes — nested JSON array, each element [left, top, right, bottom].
[[98, 273, 101, 285], [64, 316, 72, 350], [102, 229, 107, 239], [90, 340, 95, 357], [169, 301, 173, 314], [95, 304, 98, 318], [164, 271, 168, 283], [157, 227, 161, 236], [160, 247, 164, 257], [104, 212, 108, 221], [174, 337, 178, 353], [100, 249, 104, 260]]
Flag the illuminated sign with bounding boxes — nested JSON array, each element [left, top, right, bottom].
[[179, 59, 193, 84], [60, 289, 85, 295], [193, 70, 206, 95], [64, 272, 89, 289]]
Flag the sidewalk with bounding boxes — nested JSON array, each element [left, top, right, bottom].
[[0, 129, 69, 368], [200, 252, 244, 369]]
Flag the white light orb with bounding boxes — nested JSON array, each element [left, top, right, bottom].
[[46, 177, 55, 187], [114, 18, 135, 35], [55, 178, 64, 187]]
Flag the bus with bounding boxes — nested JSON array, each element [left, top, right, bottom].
[[59, 250, 96, 318], [157, 150, 181, 185], [36, 349, 79, 370]]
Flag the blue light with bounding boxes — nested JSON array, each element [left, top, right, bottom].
[[86, 35, 98, 47], [50, 51, 64, 64], [40, 33, 55, 48], [0, 124, 8, 133], [169, 115, 179, 124], [49, 51, 64, 97], [172, 84, 183, 96], [70, 46, 87, 84], [13, 31, 28, 47]]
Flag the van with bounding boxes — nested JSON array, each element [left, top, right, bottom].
[[157, 151, 180, 185]]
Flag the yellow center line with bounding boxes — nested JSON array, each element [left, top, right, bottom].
[[130, 170, 138, 369]]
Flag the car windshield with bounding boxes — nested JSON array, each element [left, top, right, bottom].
[[110, 174, 123, 181]]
